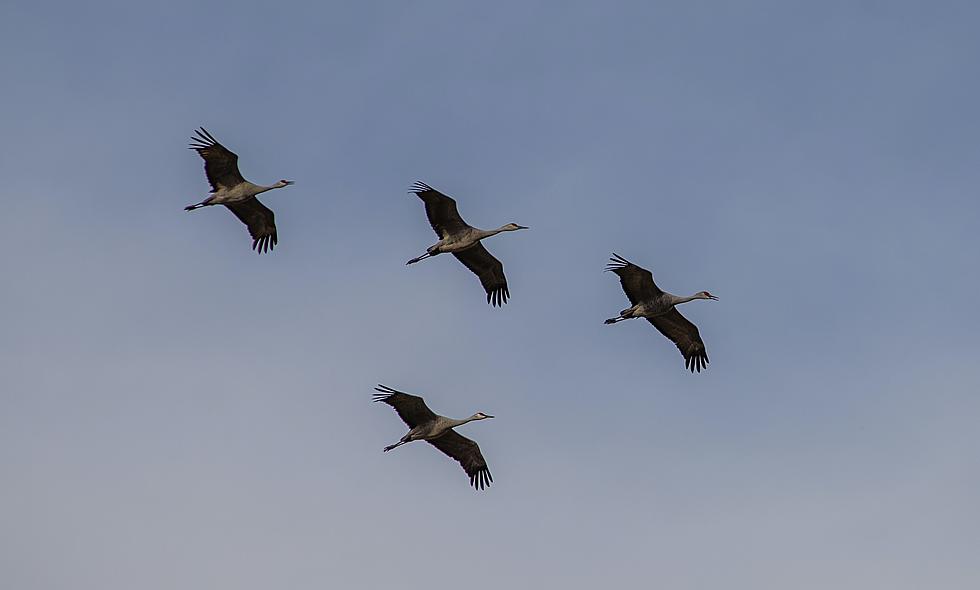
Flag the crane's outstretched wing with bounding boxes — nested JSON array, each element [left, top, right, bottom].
[[373, 385, 438, 428], [606, 253, 663, 304], [189, 127, 246, 192], [428, 430, 493, 490], [648, 308, 710, 373], [453, 243, 509, 306], [224, 198, 277, 254], [410, 181, 469, 239]]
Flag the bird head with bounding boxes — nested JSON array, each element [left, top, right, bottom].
[[277, 179, 295, 188], [503, 223, 529, 231], [473, 412, 495, 420], [699, 291, 719, 301]]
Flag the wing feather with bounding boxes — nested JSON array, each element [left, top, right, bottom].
[[606, 253, 663, 304], [647, 308, 710, 373], [410, 181, 469, 238], [372, 385, 438, 428], [453, 244, 510, 306], [428, 430, 493, 490], [189, 127, 246, 191], [223, 198, 278, 254]]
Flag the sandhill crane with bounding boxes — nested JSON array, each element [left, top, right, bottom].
[[184, 127, 294, 254], [406, 181, 528, 306], [604, 253, 718, 373], [373, 384, 494, 490]]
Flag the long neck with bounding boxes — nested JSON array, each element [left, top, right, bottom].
[[668, 293, 700, 306], [474, 227, 508, 240], [446, 416, 477, 428], [255, 184, 279, 195]]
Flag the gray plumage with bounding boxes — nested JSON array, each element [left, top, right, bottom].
[[184, 127, 294, 254], [406, 181, 528, 307], [373, 384, 494, 490], [604, 253, 718, 373]]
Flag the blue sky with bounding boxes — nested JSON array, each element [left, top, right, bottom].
[[1, 1, 978, 588]]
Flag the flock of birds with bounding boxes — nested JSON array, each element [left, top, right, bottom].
[[185, 127, 718, 489]]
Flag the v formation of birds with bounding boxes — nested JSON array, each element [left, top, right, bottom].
[[185, 127, 719, 490]]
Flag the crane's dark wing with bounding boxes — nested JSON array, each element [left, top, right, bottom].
[[224, 198, 277, 254], [428, 430, 493, 490], [410, 181, 469, 239], [373, 385, 438, 428], [648, 308, 710, 373], [189, 127, 246, 192], [453, 243, 509, 306], [606, 253, 663, 304]]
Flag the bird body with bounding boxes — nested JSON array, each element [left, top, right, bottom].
[[604, 253, 717, 373], [422, 225, 522, 255], [612, 292, 710, 322], [373, 384, 494, 490], [184, 127, 294, 253], [191, 179, 289, 207], [394, 414, 485, 445], [406, 181, 527, 306]]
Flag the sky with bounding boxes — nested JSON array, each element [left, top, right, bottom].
[[1, 1, 979, 588]]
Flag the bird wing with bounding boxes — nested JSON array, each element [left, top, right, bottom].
[[453, 243, 510, 306], [647, 308, 710, 373], [223, 198, 278, 254], [373, 385, 438, 428], [428, 430, 493, 490], [410, 181, 469, 239], [189, 127, 246, 191], [606, 253, 663, 304]]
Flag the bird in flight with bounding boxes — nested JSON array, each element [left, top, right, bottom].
[[406, 181, 528, 306], [604, 253, 718, 373], [373, 384, 494, 490], [185, 127, 294, 254]]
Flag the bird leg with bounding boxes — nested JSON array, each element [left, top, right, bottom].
[[383, 440, 409, 452], [184, 197, 213, 211], [406, 252, 433, 265], [604, 316, 628, 324]]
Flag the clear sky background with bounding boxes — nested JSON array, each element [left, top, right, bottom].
[[1, 1, 978, 588]]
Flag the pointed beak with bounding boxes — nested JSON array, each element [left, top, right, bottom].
[[284, 180, 295, 186], [485, 414, 495, 419], [708, 294, 719, 301], [516, 225, 529, 230]]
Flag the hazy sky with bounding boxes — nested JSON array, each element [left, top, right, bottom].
[[2, 1, 978, 588]]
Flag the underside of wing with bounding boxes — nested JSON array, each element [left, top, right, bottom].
[[427, 430, 493, 490], [647, 308, 709, 373], [189, 127, 246, 192], [372, 385, 438, 427], [606, 253, 663, 304], [410, 181, 468, 238], [223, 198, 277, 254], [453, 243, 510, 306]]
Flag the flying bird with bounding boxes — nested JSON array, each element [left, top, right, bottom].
[[185, 127, 294, 253], [604, 253, 718, 373], [406, 181, 528, 306], [373, 384, 494, 490]]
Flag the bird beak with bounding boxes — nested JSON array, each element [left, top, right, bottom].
[[516, 225, 529, 230], [284, 180, 295, 186], [708, 294, 719, 300], [485, 414, 495, 418]]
